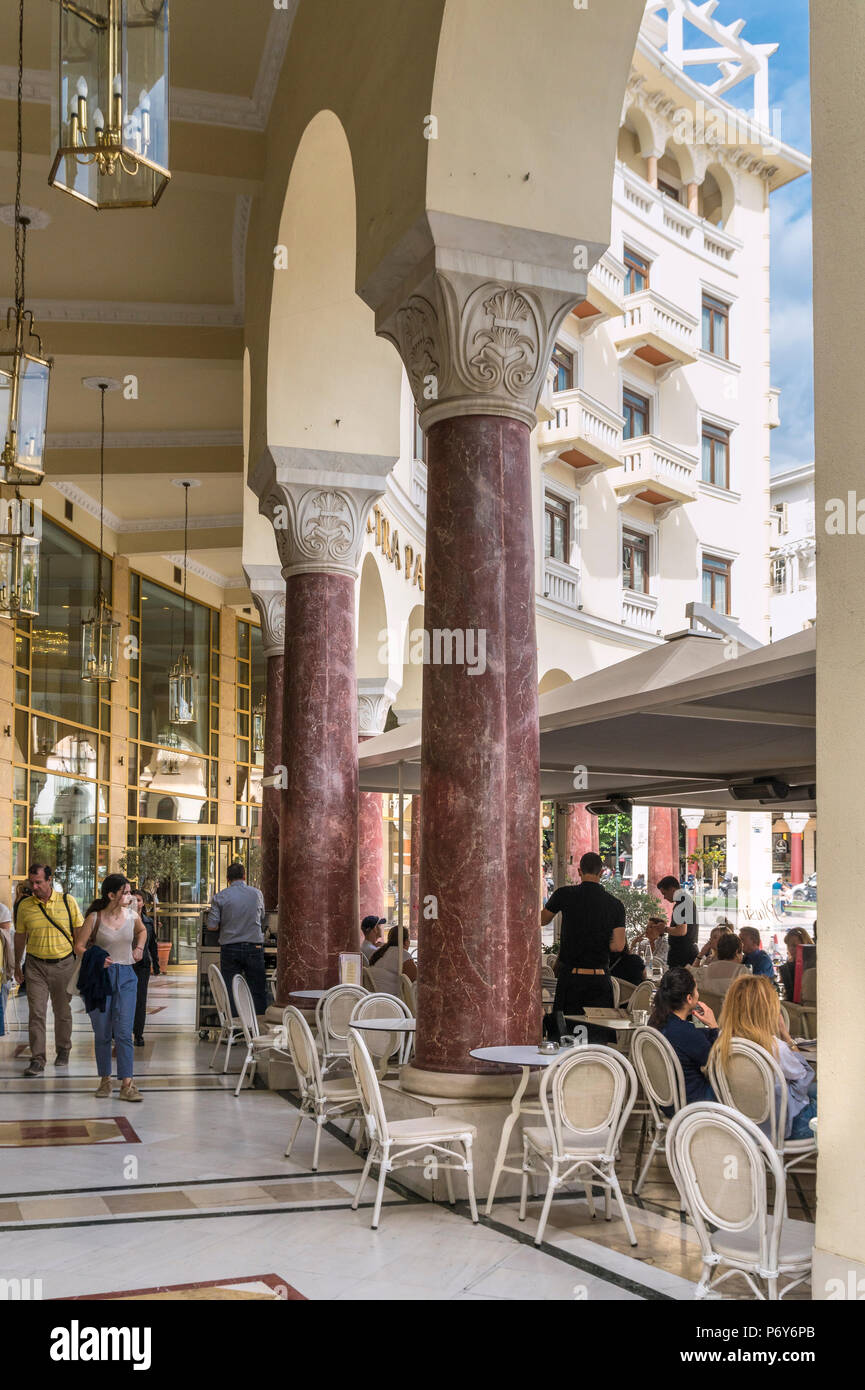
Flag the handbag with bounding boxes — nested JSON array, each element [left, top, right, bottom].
[[66, 906, 101, 997]]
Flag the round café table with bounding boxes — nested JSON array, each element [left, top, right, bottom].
[[351, 1016, 416, 1064], [289, 989, 328, 1000], [469, 1044, 567, 1215]]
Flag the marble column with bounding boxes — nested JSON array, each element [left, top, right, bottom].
[[244, 567, 286, 915], [680, 809, 705, 883], [648, 806, 676, 919], [251, 449, 394, 1000], [378, 263, 584, 1082], [564, 804, 599, 882], [784, 813, 809, 887], [408, 795, 421, 935], [631, 805, 649, 884], [357, 678, 400, 920]]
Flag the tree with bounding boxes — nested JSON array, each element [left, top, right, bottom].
[[687, 847, 726, 894], [119, 838, 183, 901], [597, 812, 632, 861], [601, 878, 663, 946]]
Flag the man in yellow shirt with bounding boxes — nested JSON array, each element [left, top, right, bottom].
[[14, 864, 84, 1077]]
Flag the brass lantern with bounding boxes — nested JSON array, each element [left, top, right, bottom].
[[169, 480, 197, 725], [252, 694, 266, 755], [50, 0, 171, 210], [0, 494, 40, 618], [81, 380, 121, 681]]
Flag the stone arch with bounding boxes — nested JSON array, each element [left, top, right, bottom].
[[620, 103, 663, 166], [539, 668, 572, 695], [397, 602, 426, 717], [357, 552, 394, 682], [701, 162, 737, 229]]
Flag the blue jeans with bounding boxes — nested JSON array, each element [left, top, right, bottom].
[[88, 964, 137, 1079], [220, 942, 267, 1015]]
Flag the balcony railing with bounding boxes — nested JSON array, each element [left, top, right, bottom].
[[410, 456, 427, 516], [610, 435, 699, 511], [614, 288, 699, 373], [622, 587, 659, 631], [574, 252, 626, 328], [543, 555, 579, 609], [541, 387, 624, 473], [617, 165, 743, 265]]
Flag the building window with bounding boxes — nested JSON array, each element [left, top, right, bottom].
[[701, 422, 730, 489], [624, 247, 650, 295], [623, 387, 650, 441], [702, 554, 732, 614], [702, 293, 730, 358], [551, 344, 574, 393], [658, 178, 681, 203], [771, 557, 787, 593], [622, 529, 650, 593], [412, 405, 426, 464], [544, 494, 570, 563]]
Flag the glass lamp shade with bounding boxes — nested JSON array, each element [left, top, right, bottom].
[[50, 0, 171, 210], [0, 521, 39, 619], [81, 595, 121, 682], [252, 695, 266, 754], [168, 650, 196, 725], [0, 315, 52, 485]]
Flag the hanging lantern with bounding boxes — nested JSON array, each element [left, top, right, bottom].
[[252, 694, 266, 754], [81, 379, 121, 682], [50, 0, 171, 210], [156, 728, 185, 776], [2, 3, 52, 484], [168, 650, 196, 725], [0, 495, 40, 618]]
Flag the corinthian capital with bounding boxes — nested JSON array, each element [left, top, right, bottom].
[[368, 217, 603, 429], [243, 565, 285, 657], [250, 446, 396, 581], [358, 677, 402, 738]]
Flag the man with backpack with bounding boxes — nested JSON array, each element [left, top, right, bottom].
[[13, 864, 83, 1077]]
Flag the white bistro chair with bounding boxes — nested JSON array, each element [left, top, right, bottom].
[[208, 963, 242, 1073], [280, 1007, 364, 1171], [630, 1025, 688, 1197], [666, 1102, 813, 1300], [519, 1045, 639, 1248], [347, 1028, 479, 1230], [707, 1038, 817, 1178], [231, 974, 274, 1097], [349, 993, 413, 1071], [625, 979, 655, 1017], [315, 984, 368, 1076]]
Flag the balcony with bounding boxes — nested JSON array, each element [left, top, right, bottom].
[[410, 456, 427, 516], [621, 587, 660, 633], [614, 289, 698, 378], [573, 252, 626, 333], [609, 436, 699, 515], [539, 388, 624, 481], [617, 166, 743, 266], [543, 555, 580, 610]]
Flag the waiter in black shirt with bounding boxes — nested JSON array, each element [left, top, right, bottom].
[[541, 851, 625, 1038]]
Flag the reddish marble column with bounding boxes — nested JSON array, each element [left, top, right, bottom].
[[415, 414, 541, 1074], [358, 742, 386, 920], [648, 806, 676, 919], [409, 794, 421, 936], [277, 573, 359, 998], [565, 804, 599, 881], [685, 826, 699, 871], [261, 651, 284, 913], [790, 833, 804, 886]]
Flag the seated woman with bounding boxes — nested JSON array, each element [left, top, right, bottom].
[[699, 931, 749, 995], [695, 924, 725, 965], [368, 926, 417, 997], [716, 974, 816, 1140], [609, 946, 646, 986], [778, 927, 814, 1001], [649, 966, 719, 1105]]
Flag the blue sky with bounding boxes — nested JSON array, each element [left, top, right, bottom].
[[681, 1, 813, 472]]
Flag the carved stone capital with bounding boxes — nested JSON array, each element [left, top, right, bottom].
[[250, 447, 396, 581], [380, 269, 584, 430], [243, 565, 285, 657], [357, 677, 401, 738]]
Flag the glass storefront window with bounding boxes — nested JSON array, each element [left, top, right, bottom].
[[29, 771, 106, 904], [139, 579, 210, 757], [31, 518, 106, 732], [137, 741, 208, 824]]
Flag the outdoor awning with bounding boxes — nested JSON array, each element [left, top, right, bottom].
[[357, 626, 816, 812]]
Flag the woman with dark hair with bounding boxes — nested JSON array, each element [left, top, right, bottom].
[[649, 966, 719, 1105], [131, 889, 160, 1047], [369, 925, 417, 996], [74, 875, 147, 1102]]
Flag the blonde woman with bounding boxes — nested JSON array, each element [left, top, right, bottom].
[[717, 975, 816, 1139]]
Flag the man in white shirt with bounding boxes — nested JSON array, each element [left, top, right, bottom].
[[360, 915, 386, 962]]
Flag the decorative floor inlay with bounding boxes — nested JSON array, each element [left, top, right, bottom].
[[59, 1274, 305, 1301], [0, 1116, 140, 1147]]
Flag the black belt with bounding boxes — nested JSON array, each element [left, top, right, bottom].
[[27, 953, 73, 962]]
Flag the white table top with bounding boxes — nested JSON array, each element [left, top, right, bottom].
[[289, 989, 328, 1000], [469, 1045, 563, 1067], [564, 1015, 636, 1031], [350, 1017, 416, 1032]]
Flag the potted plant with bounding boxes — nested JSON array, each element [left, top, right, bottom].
[[600, 879, 663, 949], [119, 838, 183, 971]]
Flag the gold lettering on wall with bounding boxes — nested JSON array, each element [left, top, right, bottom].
[[366, 505, 424, 588]]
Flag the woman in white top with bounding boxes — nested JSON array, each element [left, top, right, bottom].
[[368, 926, 416, 998], [75, 874, 147, 1102]]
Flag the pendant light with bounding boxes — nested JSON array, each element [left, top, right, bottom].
[[252, 694, 266, 755], [1, 0, 52, 485], [49, 0, 171, 210], [168, 480, 196, 725], [0, 491, 40, 618], [81, 378, 120, 682]]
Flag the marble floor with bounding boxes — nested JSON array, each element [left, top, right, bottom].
[[0, 974, 815, 1301]]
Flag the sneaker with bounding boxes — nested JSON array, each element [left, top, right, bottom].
[[55, 1051, 70, 1067], [23, 1060, 44, 1078], [95, 1077, 112, 1098], [133, 1036, 145, 1047], [118, 1082, 142, 1102]]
